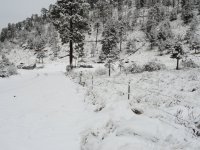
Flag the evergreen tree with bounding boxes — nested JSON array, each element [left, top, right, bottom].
[[0, 28, 8, 42], [157, 20, 173, 54], [50, 0, 90, 68], [101, 20, 119, 60], [41, 8, 48, 20], [171, 42, 184, 70], [181, 3, 193, 24], [191, 41, 200, 54], [95, 0, 113, 26]]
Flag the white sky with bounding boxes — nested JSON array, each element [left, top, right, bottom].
[[0, 0, 56, 30]]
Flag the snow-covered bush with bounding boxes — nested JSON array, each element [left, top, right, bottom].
[[126, 39, 136, 54], [124, 62, 143, 74], [7, 65, 17, 75], [181, 59, 199, 69], [95, 67, 107, 76], [0, 55, 17, 77], [81, 120, 116, 150], [143, 61, 166, 72]]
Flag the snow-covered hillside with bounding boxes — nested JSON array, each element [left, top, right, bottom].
[[1, 0, 200, 150]]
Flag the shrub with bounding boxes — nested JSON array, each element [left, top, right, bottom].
[[7, 65, 17, 75], [181, 4, 193, 24], [124, 62, 143, 74], [0, 55, 17, 77], [182, 59, 199, 68], [143, 61, 166, 72]]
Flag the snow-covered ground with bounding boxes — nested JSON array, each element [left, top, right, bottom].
[[0, 63, 98, 150], [0, 60, 200, 150]]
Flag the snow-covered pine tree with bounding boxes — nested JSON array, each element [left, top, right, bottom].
[[95, 0, 113, 26], [181, 2, 193, 24], [49, 0, 90, 68], [171, 41, 184, 70], [101, 19, 119, 60], [146, 3, 166, 49], [191, 41, 200, 54], [157, 20, 173, 55]]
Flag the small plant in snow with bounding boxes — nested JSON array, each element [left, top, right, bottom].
[[181, 59, 199, 69], [143, 61, 166, 72], [124, 61, 143, 74]]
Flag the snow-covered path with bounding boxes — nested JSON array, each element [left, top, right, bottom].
[[0, 63, 93, 150]]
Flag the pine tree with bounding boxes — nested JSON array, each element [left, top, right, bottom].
[[191, 41, 200, 54], [50, 0, 90, 68], [101, 20, 119, 60], [171, 42, 184, 70], [95, 0, 113, 26], [181, 3, 193, 24]]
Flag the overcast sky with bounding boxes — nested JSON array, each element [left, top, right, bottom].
[[0, 0, 56, 30]]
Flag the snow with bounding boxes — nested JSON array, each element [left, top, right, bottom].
[[3, 62, 200, 150], [0, 63, 96, 150], [1, 5, 200, 150]]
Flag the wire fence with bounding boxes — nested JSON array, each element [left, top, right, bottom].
[[74, 70, 200, 127]]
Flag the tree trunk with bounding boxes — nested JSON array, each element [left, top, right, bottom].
[[176, 58, 179, 70], [109, 62, 111, 77], [120, 39, 122, 52], [96, 28, 99, 47], [70, 40, 73, 68], [69, 2, 73, 69]]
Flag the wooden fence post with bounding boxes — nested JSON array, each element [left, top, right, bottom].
[[79, 71, 83, 84], [128, 81, 131, 100], [92, 75, 94, 89]]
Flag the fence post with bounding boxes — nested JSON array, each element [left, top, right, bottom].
[[128, 81, 131, 100], [92, 75, 94, 90], [79, 71, 83, 84], [109, 61, 111, 77]]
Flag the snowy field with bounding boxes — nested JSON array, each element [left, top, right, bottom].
[[0, 63, 98, 150], [1, 61, 199, 150]]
